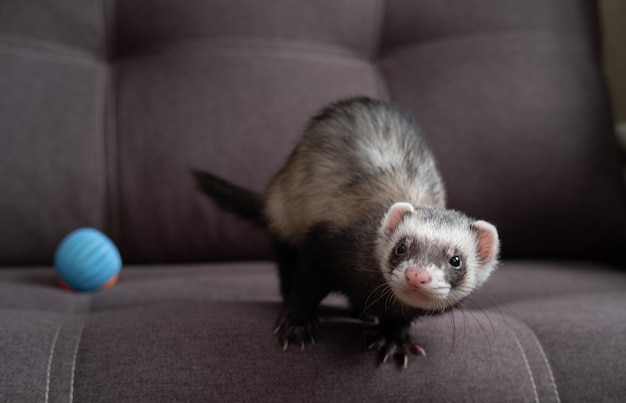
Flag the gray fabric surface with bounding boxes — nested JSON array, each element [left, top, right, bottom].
[[1, 0, 625, 402], [116, 0, 383, 59], [3, 261, 625, 313], [382, 37, 625, 258], [0, 0, 106, 55], [1, 0, 624, 263], [382, 0, 601, 51], [504, 293, 626, 402], [0, 52, 105, 265], [115, 53, 382, 262], [0, 262, 624, 401], [70, 303, 544, 402]]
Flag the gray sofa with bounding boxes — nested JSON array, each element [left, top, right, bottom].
[[2, 0, 626, 402]]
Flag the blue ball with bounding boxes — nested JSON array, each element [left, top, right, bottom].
[[54, 228, 122, 292]]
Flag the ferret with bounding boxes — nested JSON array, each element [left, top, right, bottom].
[[193, 97, 499, 368]]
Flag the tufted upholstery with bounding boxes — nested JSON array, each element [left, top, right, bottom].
[[1, 0, 626, 401]]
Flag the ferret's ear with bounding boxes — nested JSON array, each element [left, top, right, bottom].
[[382, 202, 415, 236], [471, 220, 500, 265]]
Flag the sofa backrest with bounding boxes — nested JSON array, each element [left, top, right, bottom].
[[1, 0, 625, 265]]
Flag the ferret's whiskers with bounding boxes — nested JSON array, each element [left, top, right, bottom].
[[360, 282, 392, 319], [384, 287, 395, 310], [464, 307, 494, 375]]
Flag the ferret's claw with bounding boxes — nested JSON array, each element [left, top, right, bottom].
[[366, 325, 426, 369], [410, 343, 427, 357], [275, 310, 317, 352]]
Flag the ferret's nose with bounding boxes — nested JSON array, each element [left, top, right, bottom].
[[405, 268, 431, 287]]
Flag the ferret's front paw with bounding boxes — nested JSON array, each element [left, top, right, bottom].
[[366, 324, 426, 368], [274, 310, 317, 351]]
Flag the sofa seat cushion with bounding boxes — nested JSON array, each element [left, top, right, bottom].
[[0, 261, 624, 401]]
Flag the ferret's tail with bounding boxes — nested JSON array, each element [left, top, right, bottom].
[[191, 169, 265, 228]]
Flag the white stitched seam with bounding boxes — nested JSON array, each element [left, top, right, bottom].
[[529, 330, 561, 403], [69, 322, 86, 403], [508, 326, 539, 403], [45, 321, 64, 403]]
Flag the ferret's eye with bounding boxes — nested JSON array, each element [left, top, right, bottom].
[[449, 256, 461, 268], [394, 243, 407, 256]]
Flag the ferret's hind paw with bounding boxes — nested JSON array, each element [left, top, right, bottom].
[[274, 312, 317, 351], [366, 330, 426, 369]]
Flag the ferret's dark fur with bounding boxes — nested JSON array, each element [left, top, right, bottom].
[[193, 97, 499, 367]]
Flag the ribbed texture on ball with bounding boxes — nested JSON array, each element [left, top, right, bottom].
[[54, 228, 122, 292]]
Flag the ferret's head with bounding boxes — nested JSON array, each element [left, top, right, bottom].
[[377, 202, 499, 313]]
